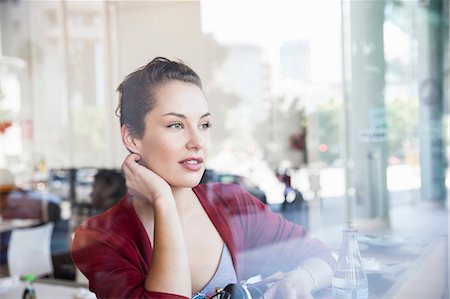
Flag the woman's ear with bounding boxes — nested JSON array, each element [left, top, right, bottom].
[[121, 124, 141, 154]]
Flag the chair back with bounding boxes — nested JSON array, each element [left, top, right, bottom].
[[7, 222, 54, 277]]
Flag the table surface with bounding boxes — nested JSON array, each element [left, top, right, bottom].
[[0, 218, 41, 233], [312, 233, 447, 299], [0, 234, 446, 299], [344, 234, 445, 299], [0, 277, 95, 299]]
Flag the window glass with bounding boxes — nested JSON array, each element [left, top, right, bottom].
[[0, 0, 448, 294]]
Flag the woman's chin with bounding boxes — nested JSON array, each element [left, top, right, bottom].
[[168, 177, 203, 189]]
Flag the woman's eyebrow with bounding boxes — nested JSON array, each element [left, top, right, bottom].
[[162, 112, 211, 119], [162, 112, 186, 118]]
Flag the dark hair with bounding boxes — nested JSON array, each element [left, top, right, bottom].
[[116, 57, 203, 138]]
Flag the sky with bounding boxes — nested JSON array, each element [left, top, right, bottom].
[[200, 0, 343, 83], [201, 1, 342, 46], [200, 1, 412, 84]]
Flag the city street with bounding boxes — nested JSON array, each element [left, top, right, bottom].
[[262, 164, 449, 247]]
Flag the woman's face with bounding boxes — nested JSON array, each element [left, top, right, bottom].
[[135, 81, 211, 188]]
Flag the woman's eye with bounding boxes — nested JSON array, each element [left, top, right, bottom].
[[200, 122, 212, 130], [168, 123, 183, 129]]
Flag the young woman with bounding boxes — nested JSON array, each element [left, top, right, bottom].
[[71, 57, 335, 299]]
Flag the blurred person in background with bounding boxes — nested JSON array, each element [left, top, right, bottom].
[[90, 169, 127, 214], [71, 57, 335, 299], [276, 167, 292, 199], [276, 168, 306, 226], [281, 188, 307, 228]]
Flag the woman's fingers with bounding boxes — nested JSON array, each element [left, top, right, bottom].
[[264, 284, 278, 299], [279, 285, 312, 299], [123, 153, 142, 172], [264, 280, 313, 299], [122, 154, 145, 198], [121, 153, 172, 204]]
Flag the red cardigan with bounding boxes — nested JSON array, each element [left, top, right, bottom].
[[71, 183, 335, 299]]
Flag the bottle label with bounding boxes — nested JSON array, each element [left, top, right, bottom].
[[332, 286, 368, 299]]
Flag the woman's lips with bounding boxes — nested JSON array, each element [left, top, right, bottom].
[[179, 157, 203, 171]]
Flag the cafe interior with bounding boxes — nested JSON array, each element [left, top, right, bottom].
[[0, 1, 449, 298]]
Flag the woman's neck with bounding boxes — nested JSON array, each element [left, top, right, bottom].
[[132, 186, 195, 217], [171, 186, 196, 214]]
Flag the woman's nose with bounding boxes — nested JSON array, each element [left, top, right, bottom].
[[186, 129, 204, 150]]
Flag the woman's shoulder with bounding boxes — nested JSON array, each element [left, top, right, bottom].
[[194, 182, 248, 200], [71, 194, 148, 262], [73, 195, 137, 241], [194, 183, 265, 212]]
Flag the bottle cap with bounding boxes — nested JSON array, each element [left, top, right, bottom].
[[21, 274, 36, 282]]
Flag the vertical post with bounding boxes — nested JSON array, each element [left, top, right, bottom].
[[417, 0, 447, 206], [60, 0, 74, 167], [107, 1, 124, 167], [340, 0, 351, 222], [349, 0, 389, 223], [103, 1, 115, 168]]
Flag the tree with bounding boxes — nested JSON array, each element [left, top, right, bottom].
[[386, 97, 419, 159], [317, 98, 341, 164]]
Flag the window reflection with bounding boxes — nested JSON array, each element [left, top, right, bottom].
[[0, 1, 447, 296]]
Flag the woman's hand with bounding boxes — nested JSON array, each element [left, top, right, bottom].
[[122, 153, 173, 206], [122, 154, 191, 296], [264, 268, 316, 299]]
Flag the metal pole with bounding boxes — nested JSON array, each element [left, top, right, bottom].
[[417, 0, 447, 206], [60, 0, 74, 168], [340, 0, 351, 222], [349, 0, 388, 221]]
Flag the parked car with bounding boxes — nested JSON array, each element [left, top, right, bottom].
[[200, 169, 267, 204], [49, 168, 98, 203]]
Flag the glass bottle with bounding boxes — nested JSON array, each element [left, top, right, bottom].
[[332, 222, 368, 299], [22, 274, 37, 299]]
